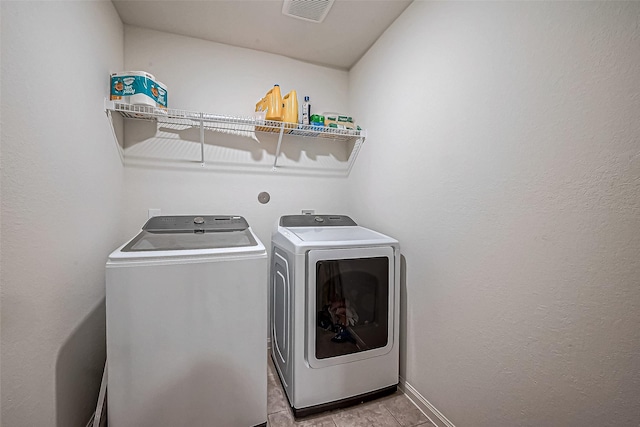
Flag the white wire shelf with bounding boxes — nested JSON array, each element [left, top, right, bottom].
[[104, 99, 365, 173], [104, 100, 366, 143]]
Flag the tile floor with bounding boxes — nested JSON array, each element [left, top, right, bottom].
[[267, 356, 434, 427]]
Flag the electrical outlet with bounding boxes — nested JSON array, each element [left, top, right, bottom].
[[148, 208, 161, 218], [302, 209, 315, 215]]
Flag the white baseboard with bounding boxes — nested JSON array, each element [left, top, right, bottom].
[[399, 376, 456, 427]]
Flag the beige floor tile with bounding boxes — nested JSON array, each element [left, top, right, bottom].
[[380, 394, 431, 427], [268, 355, 277, 378], [268, 409, 336, 427], [370, 389, 405, 404], [331, 402, 401, 427], [268, 374, 290, 414], [266, 354, 427, 427]]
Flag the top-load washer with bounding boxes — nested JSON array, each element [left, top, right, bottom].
[[106, 215, 267, 427], [270, 214, 400, 417]]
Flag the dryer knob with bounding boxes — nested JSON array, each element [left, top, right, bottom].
[[314, 216, 324, 223], [194, 217, 205, 224]]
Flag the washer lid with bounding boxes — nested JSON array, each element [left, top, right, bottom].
[[121, 215, 257, 252], [288, 226, 389, 243]]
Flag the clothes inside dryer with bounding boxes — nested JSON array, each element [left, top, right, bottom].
[[315, 257, 389, 359]]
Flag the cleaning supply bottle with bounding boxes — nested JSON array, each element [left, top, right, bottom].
[[282, 90, 298, 125], [263, 84, 283, 121], [255, 85, 282, 132], [301, 96, 310, 125]]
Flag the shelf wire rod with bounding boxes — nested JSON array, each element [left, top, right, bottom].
[[105, 109, 125, 165], [346, 137, 364, 176], [272, 122, 286, 170], [200, 112, 205, 167]]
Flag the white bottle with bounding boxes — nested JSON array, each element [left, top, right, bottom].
[[301, 96, 310, 125]]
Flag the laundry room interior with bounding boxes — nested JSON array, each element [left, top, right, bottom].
[[1, 1, 639, 426]]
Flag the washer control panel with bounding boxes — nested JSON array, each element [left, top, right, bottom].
[[143, 215, 249, 232]]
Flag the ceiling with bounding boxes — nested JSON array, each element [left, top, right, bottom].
[[111, 0, 413, 70]]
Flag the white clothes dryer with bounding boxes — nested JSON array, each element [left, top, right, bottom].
[[270, 215, 400, 417], [106, 215, 267, 427]]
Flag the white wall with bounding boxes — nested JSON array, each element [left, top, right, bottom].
[[349, 2, 640, 426], [4, 2, 638, 426], [120, 26, 353, 247], [1, 1, 124, 426]]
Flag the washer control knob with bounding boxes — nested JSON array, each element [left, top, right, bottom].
[[314, 216, 324, 223], [194, 216, 205, 225]]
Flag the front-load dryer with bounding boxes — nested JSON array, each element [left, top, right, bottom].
[[106, 215, 267, 427], [270, 214, 400, 417]]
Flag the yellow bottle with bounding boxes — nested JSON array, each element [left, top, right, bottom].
[[282, 90, 298, 126], [255, 96, 268, 115], [264, 84, 283, 121]]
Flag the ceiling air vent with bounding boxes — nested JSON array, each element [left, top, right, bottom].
[[282, 0, 335, 23]]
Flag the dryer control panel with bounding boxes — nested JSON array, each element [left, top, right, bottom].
[[280, 215, 357, 227]]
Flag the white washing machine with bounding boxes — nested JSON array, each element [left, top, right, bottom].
[[270, 215, 400, 417], [106, 215, 267, 427]]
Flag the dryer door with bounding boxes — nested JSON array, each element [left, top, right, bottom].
[[306, 246, 395, 369]]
